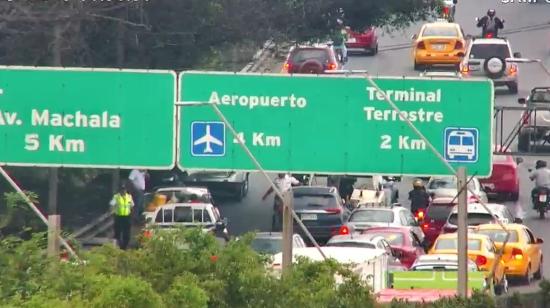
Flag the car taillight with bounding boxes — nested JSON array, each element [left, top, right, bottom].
[[338, 225, 350, 235], [475, 255, 488, 266], [454, 41, 463, 49], [143, 229, 153, 239], [509, 64, 518, 75], [511, 248, 523, 260], [283, 62, 292, 72], [521, 111, 530, 125], [327, 63, 337, 70], [325, 208, 342, 214], [461, 64, 469, 73], [417, 41, 426, 49]]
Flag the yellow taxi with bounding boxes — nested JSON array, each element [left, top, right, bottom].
[[473, 224, 543, 283], [429, 232, 507, 294], [412, 21, 467, 70]]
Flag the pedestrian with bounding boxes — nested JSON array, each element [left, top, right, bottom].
[[110, 183, 134, 250], [262, 173, 300, 231], [128, 169, 148, 217]]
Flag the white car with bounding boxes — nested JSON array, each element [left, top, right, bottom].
[[427, 176, 488, 203], [459, 37, 521, 93], [143, 202, 228, 239], [442, 202, 521, 233], [143, 186, 214, 221]]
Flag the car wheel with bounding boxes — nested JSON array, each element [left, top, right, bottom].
[[518, 128, 534, 152], [535, 258, 543, 280], [510, 192, 519, 202], [508, 82, 519, 94], [521, 264, 532, 285], [495, 275, 508, 295], [237, 176, 249, 200], [370, 43, 378, 55]]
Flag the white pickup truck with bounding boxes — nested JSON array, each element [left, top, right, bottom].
[[271, 247, 389, 293]]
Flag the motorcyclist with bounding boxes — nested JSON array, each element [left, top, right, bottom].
[[331, 18, 348, 64], [529, 160, 550, 209], [476, 9, 504, 37], [408, 179, 431, 215]]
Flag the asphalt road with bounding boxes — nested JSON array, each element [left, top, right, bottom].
[[215, 0, 550, 295]]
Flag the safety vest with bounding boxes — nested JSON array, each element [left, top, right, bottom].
[[114, 193, 133, 216]]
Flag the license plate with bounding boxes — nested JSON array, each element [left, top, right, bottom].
[[432, 44, 445, 51], [540, 195, 547, 202], [301, 214, 318, 221], [347, 38, 356, 43]]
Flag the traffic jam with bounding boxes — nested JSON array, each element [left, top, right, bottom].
[[137, 1, 550, 303]]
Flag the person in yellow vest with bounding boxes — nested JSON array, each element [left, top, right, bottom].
[[110, 184, 134, 249]]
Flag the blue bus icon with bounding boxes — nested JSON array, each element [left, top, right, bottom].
[[444, 128, 478, 163]]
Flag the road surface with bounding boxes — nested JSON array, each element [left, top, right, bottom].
[[215, 0, 550, 294]]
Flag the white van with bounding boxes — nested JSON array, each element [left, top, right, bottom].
[[271, 247, 389, 292]]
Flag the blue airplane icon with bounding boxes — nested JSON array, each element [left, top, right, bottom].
[[191, 122, 225, 156]]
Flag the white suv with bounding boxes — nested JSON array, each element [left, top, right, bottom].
[[459, 37, 521, 93]]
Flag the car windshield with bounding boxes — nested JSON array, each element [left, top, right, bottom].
[[156, 190, 210, 203], [429, 178, 475, 191], [291, 49, 328, 64], [349, 210, 394, 223], [469, 44, 510, 60], [363, 232, 404, 246], [293, 194, 337, 210], [476, 230, 518, 243], [250, 238, 282, 255], [531, 91, 550, 103], [422, 26, 458, 37], [326, 241, 376, 249], [448, 213, 494, 226], [427, 205, 454, 220], [435, 238, 482, 251]]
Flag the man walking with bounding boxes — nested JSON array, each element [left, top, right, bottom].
[[110, 183, 134, 250], [262, 173, 300, 231], [128, 169, 148, 217]]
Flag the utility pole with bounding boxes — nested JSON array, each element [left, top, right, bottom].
[[457, 167, 468, 297], [282, 190, 294, 272], [47, 23, 63, 258]]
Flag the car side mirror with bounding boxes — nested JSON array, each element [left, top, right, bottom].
[[513, 52, 522, 58], [518, 98, 526, 104], [457, 52, 465, 58], [515, 157, 524, 165], [513, 218, 523, 224], [537, 238, 544, 244], [411, 34, 418, 40]]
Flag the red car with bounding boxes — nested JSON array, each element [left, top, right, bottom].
[[361, 226, 425, 268], [418, 197, 457, 248], [479, 153, 521, 201], [345, 26, 378, 55], [282, 45, 340, 74]]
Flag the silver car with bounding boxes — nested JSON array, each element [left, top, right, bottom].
[[518, 87, 550, 151], [345, 205, 425, 242], [410, 254, 478, 271], [427, 176, 488, 203], [459, 37, 521, 93], [250, 232, 306, 255]]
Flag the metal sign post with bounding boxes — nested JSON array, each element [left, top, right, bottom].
[[457, 167, 468, 297], [282, 190, 293, 271]]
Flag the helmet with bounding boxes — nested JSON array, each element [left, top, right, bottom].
[[487, 9, 495, 17], [536, 160, 547, 169], [336, 18, 343, 25], [413, 179, 424, 188]]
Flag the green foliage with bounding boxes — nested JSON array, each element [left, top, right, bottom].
[[539, 278, 550, 304]]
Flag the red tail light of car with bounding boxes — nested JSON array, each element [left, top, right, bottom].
[[509, 64, 518, 75], [325, 208, 342, 214], [283, 62, 293, 72], [338, 225, 350, 235], [511, 248, 524, 260], [454, 41, 463, 49], [475, 255, 488, 266], [460, 64, 469, 73], [327, 62, 337, 70], [417, 41, 426, 49]]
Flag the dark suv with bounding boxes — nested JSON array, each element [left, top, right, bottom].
[[282, 46, 340, 74], [292, 186, 350, 244]]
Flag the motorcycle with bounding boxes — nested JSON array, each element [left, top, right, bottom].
[[475, 17, 504, 38], [532, 187, 550, 219]]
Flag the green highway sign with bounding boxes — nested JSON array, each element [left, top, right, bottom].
[[178, 72, 493, 176], [0, 67, 176, 169]]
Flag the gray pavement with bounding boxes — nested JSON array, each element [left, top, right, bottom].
[[216, 0, 550, 294]]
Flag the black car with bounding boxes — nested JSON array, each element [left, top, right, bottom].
[[183, 171, 249, 200], [292, 186, 351, 244]]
